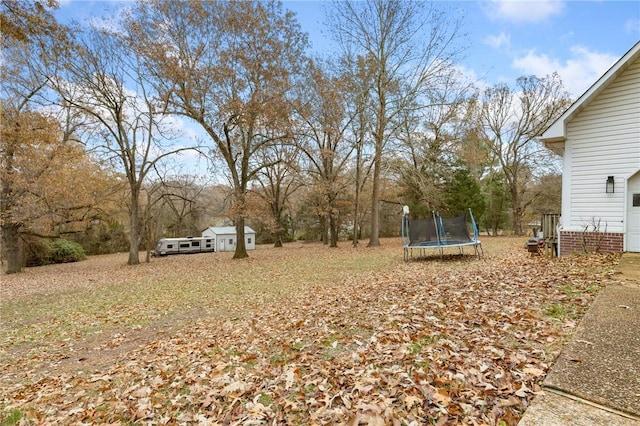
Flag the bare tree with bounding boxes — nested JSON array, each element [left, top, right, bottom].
[[253, 141, 303, 247], [480, 74, 571, 234], [52, 26, 196, 265], [340, 54, 375, 246], [295, 61, 355, 247], [394, 67, 474, 215], [153, 175, 209, 238], [329, 0, 466, 246], [126, 0, 308, 259]]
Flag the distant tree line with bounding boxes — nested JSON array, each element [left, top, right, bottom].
[[1, 0, 569, 273]]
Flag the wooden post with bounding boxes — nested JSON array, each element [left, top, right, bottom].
[[542, 214, 560, 257]]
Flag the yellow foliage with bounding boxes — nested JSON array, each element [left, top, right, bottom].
[[1, 106, 118, 236]]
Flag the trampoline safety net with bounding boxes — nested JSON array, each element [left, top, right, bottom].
[[408, 218, 439, 246], [439, 215, 472, 244], [401, 207, 483, 260]]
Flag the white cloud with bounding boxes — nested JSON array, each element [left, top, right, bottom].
[[486, 0, 565, 24], [511, 45, 618, 96], [625, 17, 640, 35], [484, 31, 511, 49]]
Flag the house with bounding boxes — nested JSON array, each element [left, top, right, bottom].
[[540, 41, 640, 256], [201, 226, 256, 252]]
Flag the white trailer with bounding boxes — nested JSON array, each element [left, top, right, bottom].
[[153, 236, 215, 256]]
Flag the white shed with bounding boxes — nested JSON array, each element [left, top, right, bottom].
[[540, 41, 640, 255], [201, 226, 256, 252]]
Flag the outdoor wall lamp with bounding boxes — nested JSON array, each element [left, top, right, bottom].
[[606, 176, 615, 193]]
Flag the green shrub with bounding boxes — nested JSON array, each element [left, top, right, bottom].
[[24, 238, 86, 266], [25, 237, 54, 267], [49, 239, 86, 263]]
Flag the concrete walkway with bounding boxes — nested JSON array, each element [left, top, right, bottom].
[[519, 253, 640, 425]]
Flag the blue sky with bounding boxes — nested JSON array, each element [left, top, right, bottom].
[[284, 0, 640, 97], [56, 0, 640, 97], [52, 1, 638, 177], [55, 0, 639, 99]]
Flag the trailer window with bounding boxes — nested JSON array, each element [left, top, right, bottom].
[[180, 243, 189, 248], [167, 244, 173, 249], [191, 241, 200, 247]]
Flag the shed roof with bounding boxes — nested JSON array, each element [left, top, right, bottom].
[[202, 226, 256, 235], [540, 41, 640, 150]]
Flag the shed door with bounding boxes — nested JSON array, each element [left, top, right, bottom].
[[627, 171, 640, 252]]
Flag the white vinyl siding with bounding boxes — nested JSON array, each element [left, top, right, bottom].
[[566, 57, 640, 233], [201, 226, 256, 251]]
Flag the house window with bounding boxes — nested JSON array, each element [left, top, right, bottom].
[[633, 194, 640, 207], [229, 239, 234, 245], [248, 238, 252, 244]]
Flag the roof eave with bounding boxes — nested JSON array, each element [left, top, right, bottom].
[[538, 41, 640, 146], [543, 138, 566, 156]]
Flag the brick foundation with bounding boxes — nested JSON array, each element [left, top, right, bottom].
[[559, 231, 624, 256]]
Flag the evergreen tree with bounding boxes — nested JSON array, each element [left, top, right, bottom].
[[442, 167, 486, 219]]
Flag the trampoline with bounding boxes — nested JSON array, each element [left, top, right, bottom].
[[401, 206, 483, 260]]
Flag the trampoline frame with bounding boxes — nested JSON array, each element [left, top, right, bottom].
[[401, 206, 483, 260]]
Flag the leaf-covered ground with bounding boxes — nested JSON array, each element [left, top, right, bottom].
[[0, 238, 620, 425]]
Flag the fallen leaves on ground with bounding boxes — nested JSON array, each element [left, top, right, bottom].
[[0, 238, 620, 424]]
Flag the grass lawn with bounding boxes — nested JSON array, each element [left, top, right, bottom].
[[0, 237, 618, 425]]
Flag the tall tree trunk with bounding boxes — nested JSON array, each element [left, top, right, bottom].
[[512, 199, 524, 235], [234, 216, 248, 259], [368, 146, 382, 247], [1, 139, 22, 273], [272, 204, 284, 248], [368, 82, 385, 248], [233, 189, 248, 259], [352, 138, 362, 247], [274, 213, 284, 248], [1, 223, 22, 274], [320, 214, 328, 244], [274, 231, 283, 248], [510, 179, 524, 235], [352, 202, 359, 247], [329, 212, 338, 248], [128, 190, 141, 265]]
